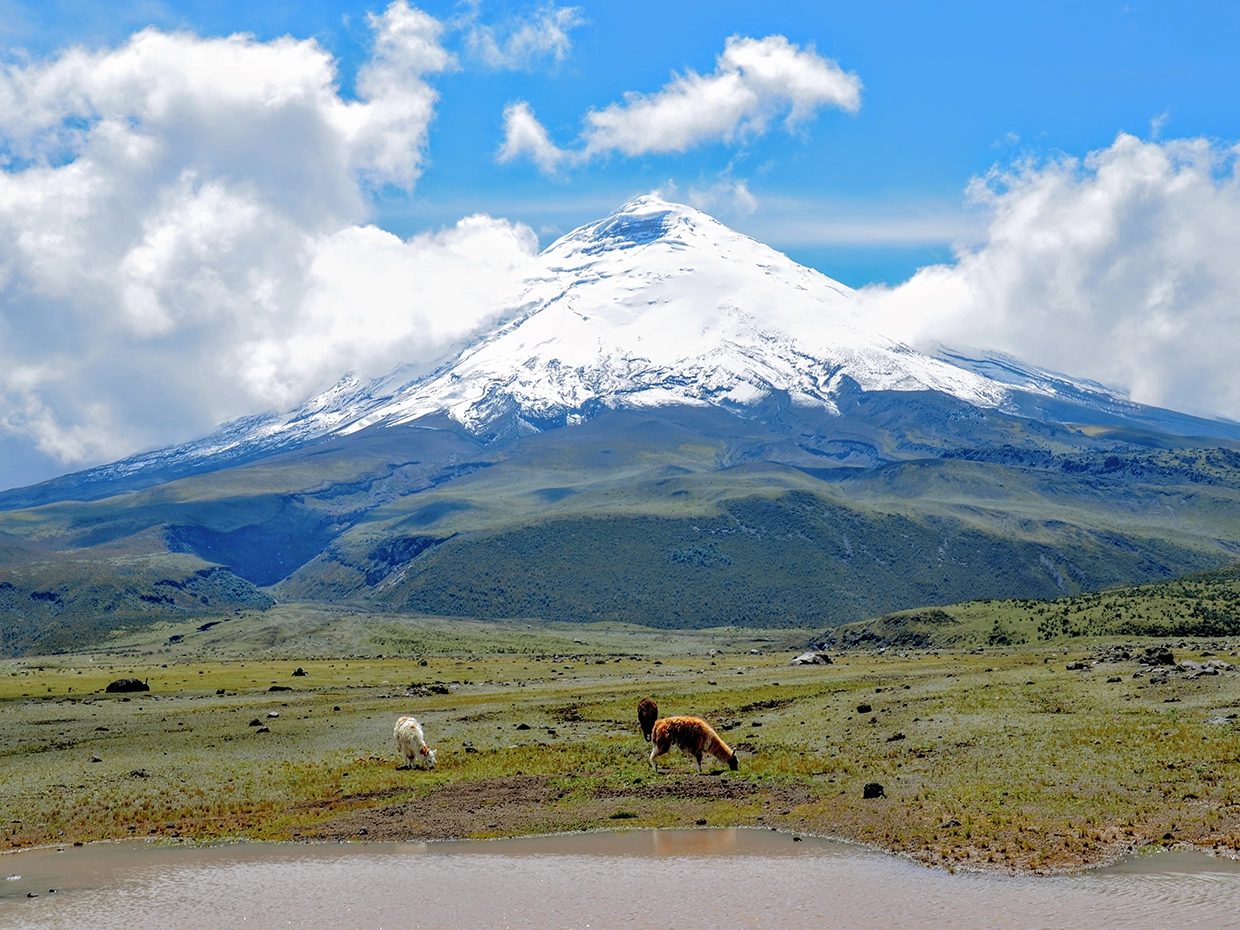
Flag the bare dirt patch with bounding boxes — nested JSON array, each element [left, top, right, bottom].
[[302, 774, 816, 842]]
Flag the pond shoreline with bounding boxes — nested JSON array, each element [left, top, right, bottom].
[[6, 819, 1238, 878], [6, 828, 1240, 930]]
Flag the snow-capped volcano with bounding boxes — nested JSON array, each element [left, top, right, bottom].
[[28, 194, 1237, 502], [325, 195, 1007, 437]]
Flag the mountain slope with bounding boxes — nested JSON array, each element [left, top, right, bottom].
[[1, 197, 1240, 652]]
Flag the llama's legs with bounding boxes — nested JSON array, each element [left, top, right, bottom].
[[650, 744, 668, 772]]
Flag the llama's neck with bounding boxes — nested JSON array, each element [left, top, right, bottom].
[[705, 729, 733, 761]]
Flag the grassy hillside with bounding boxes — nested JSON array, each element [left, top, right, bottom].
[[1, 402, 1240, 653], [281, 489, 1216, 629], [0, 550, 273, 656], [821, 564, 1240, 650]]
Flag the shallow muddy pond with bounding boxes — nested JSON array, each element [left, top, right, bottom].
[[3, 829, 1240, 929]]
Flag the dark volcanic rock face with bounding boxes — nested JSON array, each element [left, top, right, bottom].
[[105, 678, 149, 693]]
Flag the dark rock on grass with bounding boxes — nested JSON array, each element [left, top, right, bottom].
[[269, 685, 292, 692], [256, 726, 271, 733], [856, 703, 872, 714], [886, 732, 905, 742], [1140, 646, 1175, 666], [863, 782, 885, 799], [408, 683, 451, 696], [248, 718, 263, 727], [1092, 645, 1134, 662], [89, 754, 102, 763], [105, 678, 149, 693], [292, 667, 307, 677], [1066, 661, 1091, 671], [515, 723, 531, 730]]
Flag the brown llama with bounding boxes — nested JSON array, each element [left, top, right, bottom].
[[649, 716, 738, 773], [637, 697, 658, 741]]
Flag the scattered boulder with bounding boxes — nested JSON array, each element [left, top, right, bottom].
[[789, 651, 832, 666], [88, 755, 102, 763], [256, 726, 271, 733], [1066, 660, 1091, 671], [1179, 659, 1232, 678], [408, 682, 451, 696], [267, 711, 279, 718], [863, 782, 886, 799], [248, 718, 263, 727], [105, 678, 149, 693], [515, 723, 531, 730], [856, 703, 872, 714], [1139, 646, 1175, 666], [292, 667, 308, 677], [1091, 645, 1134, 663], [885, 732, 906, 742], [268, 685, 292, 692]]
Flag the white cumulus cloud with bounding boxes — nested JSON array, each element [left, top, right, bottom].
[[498, 100, 568, 173], [856, 133, 1240, 420], [686, 177, 758, 217], [499, 34, 860, 172], [0, 2, 540, 484], [463, 3, 583, 70]]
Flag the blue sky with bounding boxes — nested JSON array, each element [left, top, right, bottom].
[[0, 0, 1238, 490], [5, 0, 1237, 284]]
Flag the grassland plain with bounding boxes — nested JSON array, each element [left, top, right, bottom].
[[4, 605, 1240, 874]]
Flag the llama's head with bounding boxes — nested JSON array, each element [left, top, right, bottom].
[[637, 698, 658, 741], [727, 751, 739, 771], [423, 746, 437, 768]]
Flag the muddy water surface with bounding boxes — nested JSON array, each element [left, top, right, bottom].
[[4, 829, 1240, 929]]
